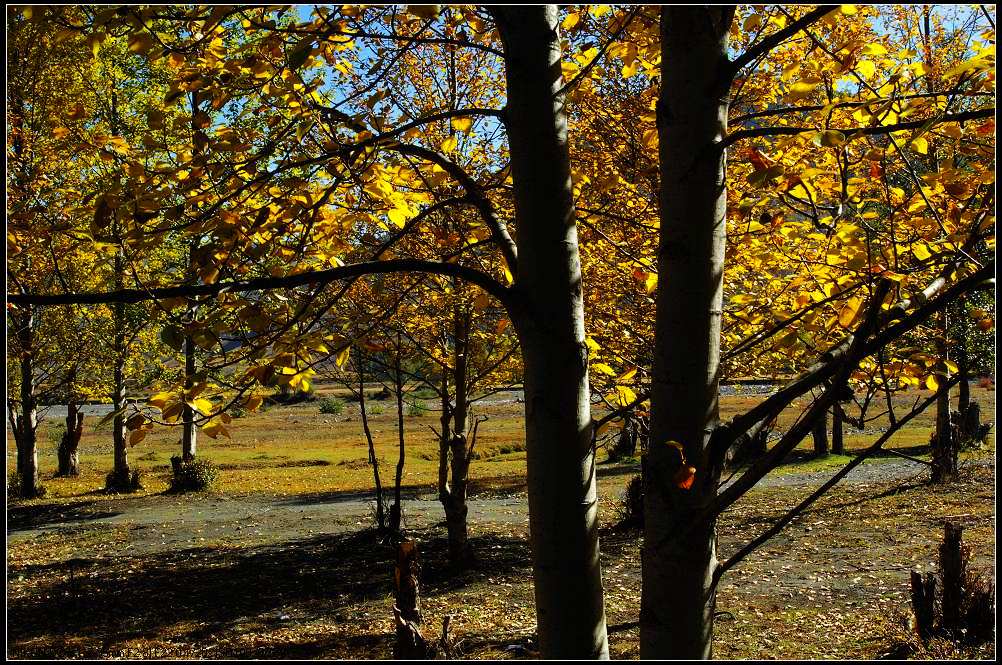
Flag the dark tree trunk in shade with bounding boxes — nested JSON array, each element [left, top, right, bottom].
[[831, 405, 845, 456], [812, 409, 829, 457], [57, 401, 84, 477]]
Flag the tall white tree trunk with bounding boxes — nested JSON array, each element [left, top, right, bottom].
[[492, 5, 609, 658], [642, 6, 734, 659], [182, 337, 197, 460], [109, 250, 131, 489]]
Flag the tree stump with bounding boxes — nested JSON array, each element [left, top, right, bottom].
[[939, 522, 965, 634], [910, 570, 937, 641], [393, 539, 427, 659]]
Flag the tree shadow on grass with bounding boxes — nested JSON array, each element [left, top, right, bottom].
[[7, 525, 532, 658]]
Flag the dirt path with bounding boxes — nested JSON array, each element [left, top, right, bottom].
[[10, 455, 989, 561]]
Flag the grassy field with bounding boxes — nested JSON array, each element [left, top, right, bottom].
[[6, 384, 995, 502]]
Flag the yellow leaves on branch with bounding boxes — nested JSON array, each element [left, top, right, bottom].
[[451, 116, 472, 133]]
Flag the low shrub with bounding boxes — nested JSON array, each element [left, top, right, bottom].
[[319, 397, 346, 416], [168, 456, 218, 493], [410, 387, 438, 400], [407, 399, 429, 417], [7, 471, 46, 500], [615, 474, 644, 529]]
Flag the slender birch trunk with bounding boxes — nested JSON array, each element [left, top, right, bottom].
[[358, 357, 385, 530], [181, 337, 197, 461], [390, 331, 406, 533], [642, 6, 734, 659], [492, 5, 608, 657]]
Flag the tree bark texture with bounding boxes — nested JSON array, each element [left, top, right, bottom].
[[14, 307, 41, 497], [181, 337, 197, 461], [642, 6, 734, 660], [57, 401, 84, 477], [932, 312, 957, 483], [831, 405, 845, 456], [812, 409, 830, 457], [492, 5, 609, 658], [358, 359, 385, 530]]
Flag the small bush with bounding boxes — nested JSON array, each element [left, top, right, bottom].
[[368, 404, 385, 416], [410, 387, 438, 400], [168, 456, 218, 493], [7, 471, 46, 500], [407, 399, 429, 417], [319, 397, 346, 416], [616, 474, 644, 529]]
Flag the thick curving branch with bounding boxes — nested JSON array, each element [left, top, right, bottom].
[[7, 258, 513, 309]]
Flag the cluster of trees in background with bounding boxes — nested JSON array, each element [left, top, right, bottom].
[[6, 4, 995, 659]]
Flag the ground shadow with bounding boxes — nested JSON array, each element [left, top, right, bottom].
[[7, 526, 532, 658], [7, 501, 122, 533]]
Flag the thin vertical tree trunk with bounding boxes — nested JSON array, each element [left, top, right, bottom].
[[182, 92, 203, 464], [491, 5, 609, 658], [109, 249, 131, 490], [932, 311, 956, 482], [358, 356, 385, 530], [831, 405, 845, 456], [181, 337, 197, 461], [812, 409, 830, 457], [443, 306, 472, 564], [390, 331, 406, 533], [642, 6, 734, 660]]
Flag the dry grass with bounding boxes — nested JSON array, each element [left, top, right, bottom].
[[7, 385, 993, 505]]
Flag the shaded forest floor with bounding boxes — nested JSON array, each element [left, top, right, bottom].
[[7, 457, 995, 659], [6, 386, 996, 659]]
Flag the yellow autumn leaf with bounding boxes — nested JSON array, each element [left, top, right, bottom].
[[925, 374, 939, 391], [387, 206, 408, 228], [911, 243, 932, 260], [441, 135, 458, 153], [148, 392, 174, 409], [451, 116, 472, 133], [614, 385, 637, 407], [644, 272, 657, 294], [615, 367, 637, 384], [189, 398, 214, 415], [838, 296, 862, 328], [335, 345, 350, 368], [592, 363, 616, 376]]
